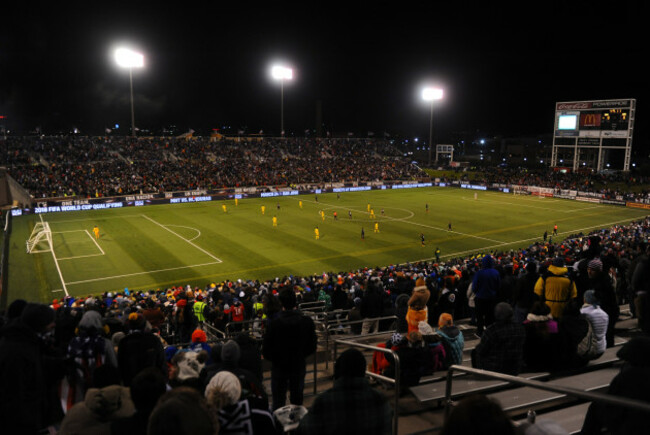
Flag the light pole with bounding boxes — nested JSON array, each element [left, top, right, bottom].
[[115, 48, 144, 138], [422, 87, 443, 166], [271, 65, 293, 137]]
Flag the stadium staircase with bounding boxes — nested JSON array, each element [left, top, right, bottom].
[[199, 302, 646, 434]]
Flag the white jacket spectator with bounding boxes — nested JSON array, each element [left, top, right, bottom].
[[580, 290, 609, 355]]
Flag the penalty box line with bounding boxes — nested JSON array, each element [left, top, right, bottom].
[[141, 214, 222, 263], [54, 229, 106, 260], [53, 214, 223, 290]]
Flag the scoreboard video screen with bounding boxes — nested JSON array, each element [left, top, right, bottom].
[[555, 99, 633, 136], [552, 99, 635, 171]]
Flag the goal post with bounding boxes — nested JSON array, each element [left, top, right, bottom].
[[26, 221, 53, 254]]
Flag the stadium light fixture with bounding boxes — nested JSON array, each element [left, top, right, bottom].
[[422, 86, 443, 166], [115, 48, 144, 137], [271, 65, 293, 137]]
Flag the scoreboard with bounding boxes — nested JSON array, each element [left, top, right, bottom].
[[552, 99, 635, 171]]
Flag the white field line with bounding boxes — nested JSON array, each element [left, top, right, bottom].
[[141, 214, 222, 263], [65, 261, 222, 286], [41, 215, 69, 297], [46, 214, 143, 224], [411, 214, 649, 264], [166, 224, 202, 242], [58, 253, 104, 261], [52, 230, 105, 260], [460, 195, 605, 214], [85, 230, 105, 255], [295, 197, 506, 244]]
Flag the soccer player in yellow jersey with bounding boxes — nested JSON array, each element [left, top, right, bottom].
[[320, 210, 325, 221], [261, 205, 266, 215], [367, 203, 371, 212], [273, 216, 278, 227], [314, 226, 320, 240], [299, 200, 303, 209], [374, 222, 379, 233], [93, 225, 100, 240], [222, 204, 227, 213], [370, 209, 375, 219], [235, 198, 238, 206]]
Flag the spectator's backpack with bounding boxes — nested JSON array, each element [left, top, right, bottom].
[[576, 317, 600, 360]]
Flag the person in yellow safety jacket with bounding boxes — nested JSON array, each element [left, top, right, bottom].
[[534, 257, 577, 319], [253, 300, 265, 319], [193, 295, 207, 324]]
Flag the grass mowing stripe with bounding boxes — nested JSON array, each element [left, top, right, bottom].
[[141, 214, 222, 263], [6, 188, 647, 302]]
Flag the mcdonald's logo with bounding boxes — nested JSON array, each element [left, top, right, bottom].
[[581, 113, 601, 127]]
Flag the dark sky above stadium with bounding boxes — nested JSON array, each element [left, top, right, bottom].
[[1, 2, 646, 147]]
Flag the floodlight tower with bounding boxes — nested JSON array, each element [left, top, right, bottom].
[[271, 65, 293, 137], [422, 87, 443, 166], [115, 48, 144, 137]]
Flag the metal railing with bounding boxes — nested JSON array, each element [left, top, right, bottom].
[[443, 365, 650, 422], [223, 318, 265, 339]]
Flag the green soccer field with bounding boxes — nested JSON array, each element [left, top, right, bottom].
[[6, 187, 648, 303]]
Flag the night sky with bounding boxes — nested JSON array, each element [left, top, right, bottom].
[[1, 2, 646, 147]]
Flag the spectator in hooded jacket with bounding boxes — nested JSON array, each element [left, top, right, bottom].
[[59, 365, 134, 435], [580, 290, 608, 357], [587, 257, 618, 348], [436, 313, 465, 368], [522, 301, 560, 372], [534, 257, 577, 320], [472, 302, 526, 375], [472, 255, 501, 336], [64, 310, 118, 410]]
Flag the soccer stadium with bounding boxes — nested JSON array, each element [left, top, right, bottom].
[[2, 132, 650, 434], [1, 5, 649, 435]]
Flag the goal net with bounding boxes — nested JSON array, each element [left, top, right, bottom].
[[513, 186, 527, 196], [26, 221, 53, 254]]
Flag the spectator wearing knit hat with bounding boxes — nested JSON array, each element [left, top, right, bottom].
[[190, 328, 213, 363], [205, 371, 277, 434], [587, 257, 619, 348], [580, 290, 608, 357], [436, 313, 465, 368], [174, 296, 196, 343]]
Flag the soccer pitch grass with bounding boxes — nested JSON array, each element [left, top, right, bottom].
[[7, 187, 648, 303]]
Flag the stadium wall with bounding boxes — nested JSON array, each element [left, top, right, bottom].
[[7, 179, 649, 218]]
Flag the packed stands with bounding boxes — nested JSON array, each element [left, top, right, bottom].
[[1, 210, 649, 433]]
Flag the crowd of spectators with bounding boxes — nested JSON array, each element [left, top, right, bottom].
[[3, 136, 649, 203], [2, 136, 423, 199], [441, 166, 650, 203], [1, 208, 649, 433]]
